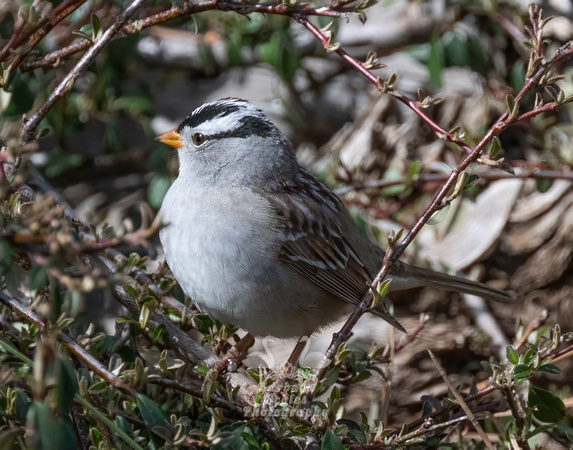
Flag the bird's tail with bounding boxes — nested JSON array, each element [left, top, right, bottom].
[[390, 261, 515, 303]]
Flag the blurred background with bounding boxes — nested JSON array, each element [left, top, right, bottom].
[[2, 0, 573, 444]]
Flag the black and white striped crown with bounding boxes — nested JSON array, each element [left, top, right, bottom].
[[178, 98, 277, 140]]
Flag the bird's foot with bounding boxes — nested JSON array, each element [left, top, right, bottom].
[[215, 333, 255, 374]]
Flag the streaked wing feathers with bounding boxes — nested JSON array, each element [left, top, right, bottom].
[[269, 170, 372, 306]]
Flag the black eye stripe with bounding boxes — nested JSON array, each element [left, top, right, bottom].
[[177, 99, 280, 142], [205, 115, 277, 140]]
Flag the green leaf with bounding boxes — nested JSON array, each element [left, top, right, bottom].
[[506, 346, 519, 365], [376, 279, 391, 299], [137, 394, 167, 447], [321, 430, 345, 450], [202, 378, 218, 404], [29, 265, 48, 290], [56, 358, 79, 413], [489, 137, 502, 157], [529, 386, 565, 423], [115, 416, 135, 440], [139, 304, 150, 329], [91, 13, 100, 39], [147, 175, 172, 210], [14, 389, 29, 424], [538, 364, 561, 374], [536, 178, 553, 193], [514, 364, 532, 380], [427, 35, 444, 88], [481, 361, 493, 377], [525, 423, 555, 439], [152, 324, 166, 342], [352, 370, 372, 383], [123, 285, 139, 300], [90, 428, 102, 446], [240, 431, 260, 448], [193, 314, 214, 334], [194, 365, 209, 377]]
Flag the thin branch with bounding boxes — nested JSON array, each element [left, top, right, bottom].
[[541, 341, 573, 362], [150, 378, 243, 414], [4, 0, 88, 78], [502, 385, 530, 450], [387, 385, 497, 438], [20, 0, 349, 73], [389, 415, 470, 446], [428, 350, 494, 450], [335, 167, 573, 195], [0, 290, 137, 397], [19, 0, 146, 144], [295, 17, 475, 155], [0, 0, 87, 63], [311, 35, 573, 383], [492, 12, 528, 48], [515, 97, 573, 121]]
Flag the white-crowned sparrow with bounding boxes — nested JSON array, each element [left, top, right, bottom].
[[156, 98, 512, 338]]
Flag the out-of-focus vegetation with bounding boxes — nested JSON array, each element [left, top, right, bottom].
[[1, 0, 573, 448]]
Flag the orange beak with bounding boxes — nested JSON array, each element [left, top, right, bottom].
[[155, 128, 183, 148]]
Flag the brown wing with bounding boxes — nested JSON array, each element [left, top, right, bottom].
[[267, 170, 405, 332]]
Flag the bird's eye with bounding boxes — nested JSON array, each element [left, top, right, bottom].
[[192, 133, 205, 146]]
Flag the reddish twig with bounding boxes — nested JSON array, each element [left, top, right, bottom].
[[295, 17, 475, 154], [515, 97, 573, 121], [304, 13, 573, 382], [492, 12, 528, 47], [20, 0, 351, 73]]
